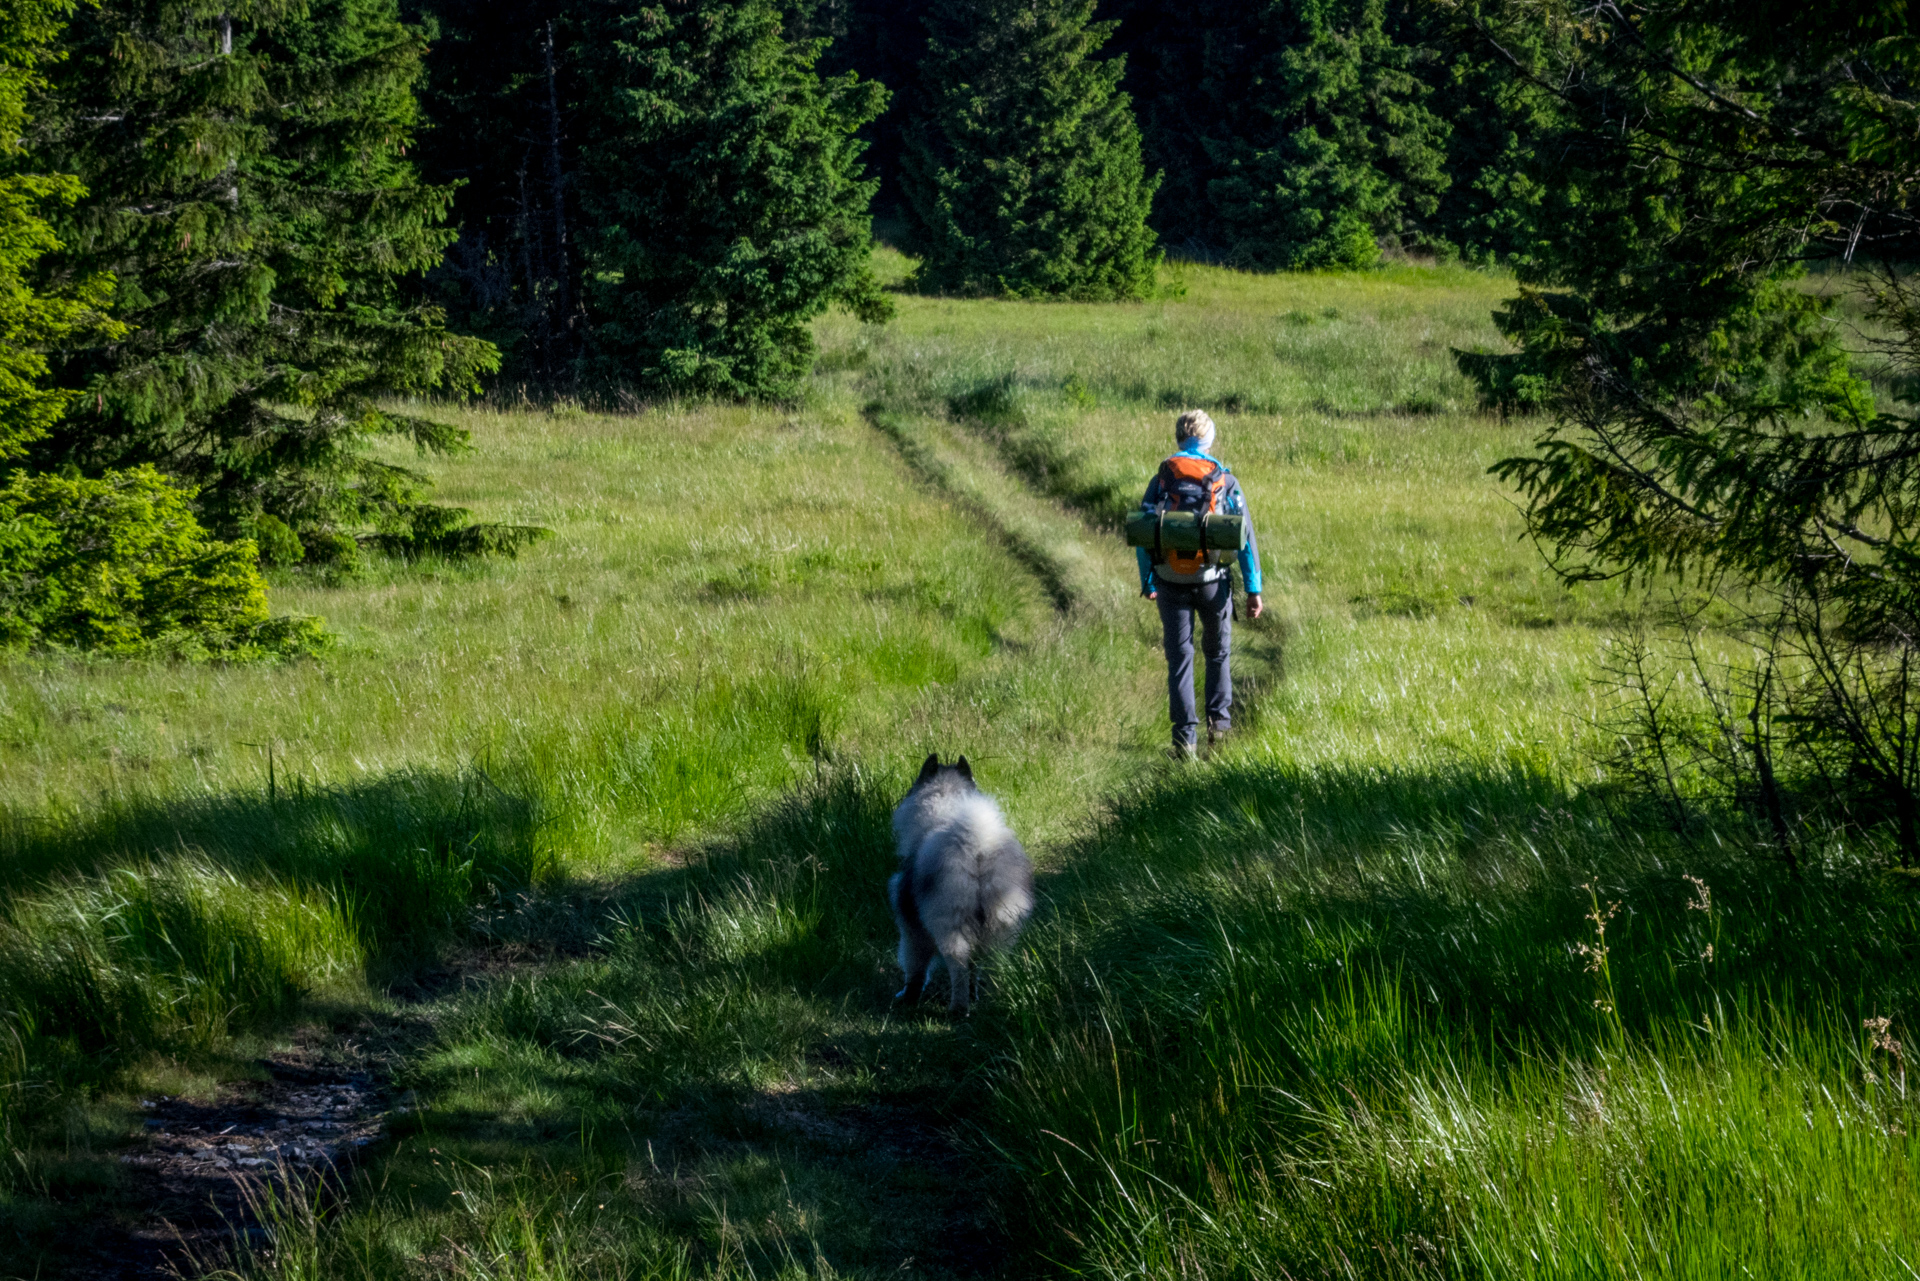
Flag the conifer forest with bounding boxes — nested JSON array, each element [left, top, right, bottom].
[[4, 2, 1920, 1278]]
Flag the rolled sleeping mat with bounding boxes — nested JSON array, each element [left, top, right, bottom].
[[1124, 509, 1246, 553]]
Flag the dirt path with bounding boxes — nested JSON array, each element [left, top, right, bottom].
[[65, 1050, 391, 1280]]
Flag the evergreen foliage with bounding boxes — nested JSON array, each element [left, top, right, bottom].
[[0, 0, 117, 463], [26, 0, 535, 565], [0, 0, 318, 659], [1408, 8, 1552, 266], [904, 0, 1159, 299], [570, 0, 892, 399], [1201, 0, 1447, 269], [0, 465, 326, 656], [1459, 0, 1920, 858], [780, 0, 932, 233]]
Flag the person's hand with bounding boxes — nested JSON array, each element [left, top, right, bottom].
[[1248, 593, 1263, 620], [1145, 589, 1157, 601]]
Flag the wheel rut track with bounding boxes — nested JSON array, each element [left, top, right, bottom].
[[865, 404, 1088, 617]]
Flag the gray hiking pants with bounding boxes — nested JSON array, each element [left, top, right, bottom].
[[1156, 577, 1232, 748]]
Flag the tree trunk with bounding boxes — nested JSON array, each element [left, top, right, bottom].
[[541, 21, 573, 366]]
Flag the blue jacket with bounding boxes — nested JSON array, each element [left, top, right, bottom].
[[1136, 440, 1262, 595]]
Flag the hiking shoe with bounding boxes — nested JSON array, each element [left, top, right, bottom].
[[1168, 741, 1199, 762], [1206, 721, 1231, 746]]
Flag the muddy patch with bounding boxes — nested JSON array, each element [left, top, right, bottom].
[[68, 1058, 392, 1280]]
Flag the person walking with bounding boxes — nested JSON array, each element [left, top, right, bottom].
[[1137, 410, 1262, 759]]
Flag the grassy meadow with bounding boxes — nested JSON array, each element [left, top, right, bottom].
[[1, 254, 1916, 1278]]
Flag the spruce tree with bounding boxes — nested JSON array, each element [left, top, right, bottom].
[[0, 0, 116, 464], [1406, 6, 1553, 266], [1459, 0, 1920, 856], [0, 0, 319, 657], [568, 0, 891, 400], [27, 0, 532, 566], [1205, 0, 1448, 270], [905, 0, 1159, 299], [779, 0, 934, 233]]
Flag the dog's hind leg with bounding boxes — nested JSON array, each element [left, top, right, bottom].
[[892, 869, 937, 1005], [946, 959, 971, 1015], [896, 926, 936, 1005], [943, 939, 976, 1015]]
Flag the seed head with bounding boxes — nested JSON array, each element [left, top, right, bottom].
[[1866, 1016, 1905, 1062], [1683, 874, 1711, 915]]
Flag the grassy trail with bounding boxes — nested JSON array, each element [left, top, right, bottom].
[[309, 405, 1172, 1281], [5, 258, 1916, 1278]]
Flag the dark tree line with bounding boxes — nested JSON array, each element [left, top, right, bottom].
[[781, 0, 1549, 269], [405, 0, 1556, 390]]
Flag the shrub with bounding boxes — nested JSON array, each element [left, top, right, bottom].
[[0, 466, 326, 658]]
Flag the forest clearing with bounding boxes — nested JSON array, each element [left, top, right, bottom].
[[4, 258, 1914, 1278]]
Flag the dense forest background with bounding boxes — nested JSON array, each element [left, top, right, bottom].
[[408, 0, 1546, 389]]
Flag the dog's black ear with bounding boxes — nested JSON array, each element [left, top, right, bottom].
[[954, 755, 973, 782], [916, 753, 941, 786]]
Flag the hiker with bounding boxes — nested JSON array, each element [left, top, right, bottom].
[[1137, 410, 1262, 759]]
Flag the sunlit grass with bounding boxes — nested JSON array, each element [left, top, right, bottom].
[[2, 253, 1912, 1278]]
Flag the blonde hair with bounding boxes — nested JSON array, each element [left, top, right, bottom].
[[1174, 409, 1216, 449]]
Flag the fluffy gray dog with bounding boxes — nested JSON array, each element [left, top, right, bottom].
[[889, 754, 1034, 1013]]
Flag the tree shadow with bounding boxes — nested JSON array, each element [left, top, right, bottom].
[[0, 765, 548, 965], [1027, 755, 1920, 1049]]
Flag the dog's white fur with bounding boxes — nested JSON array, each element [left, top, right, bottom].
[[888, 755, 1033, 1013]]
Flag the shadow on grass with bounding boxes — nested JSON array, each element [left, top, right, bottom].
[[0, 766, 550, 1115], [0, 765, 549, 965], [976, 760, 1920, 1279], [1023, 755, 1920, 1056], [345, 764, 1027, 1278], [200, 755, 1920, 1281]]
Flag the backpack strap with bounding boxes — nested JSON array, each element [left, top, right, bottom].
[[1155, 457, 1179, 501]]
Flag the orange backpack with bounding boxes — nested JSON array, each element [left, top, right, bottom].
[[1153, 454, 1230, 577]]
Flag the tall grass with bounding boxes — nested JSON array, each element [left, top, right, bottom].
[[0, 766, 544, 1167], [7, 255, 1910, 1277], [980, 758, 1920, 1278], [1, 863, 361, 1051]]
